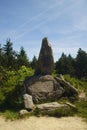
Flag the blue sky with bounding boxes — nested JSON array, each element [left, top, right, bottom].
[[0, 0, 87, 61]]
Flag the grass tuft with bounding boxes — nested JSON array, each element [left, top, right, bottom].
[[75, 100, 87, 121]]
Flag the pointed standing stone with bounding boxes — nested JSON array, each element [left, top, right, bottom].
[[35, 37, 54, 75]]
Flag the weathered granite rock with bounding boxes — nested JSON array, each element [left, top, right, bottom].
[[36, 102, 68, 112], [23, 94, 35, 110], [35, 37, 54, 75], [55, 77, 78, 96], [24, 75, 64, 103]]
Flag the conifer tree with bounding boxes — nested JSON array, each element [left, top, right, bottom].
[[17, 47, 29, 68]]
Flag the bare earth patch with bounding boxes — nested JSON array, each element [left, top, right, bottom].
[[0, 116, 87, 130]]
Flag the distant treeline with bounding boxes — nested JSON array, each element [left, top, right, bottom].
[[55, 48, 87, 79], [0, 39, 37, 70], [0, 39, 87, 79]]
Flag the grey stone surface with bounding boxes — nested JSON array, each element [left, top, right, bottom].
[[36, 102, 67, 112], [35, 37, 54, 75], [24, 75, 64, 103], [55, 77, 78, 96], [23, 94, 35, 110], [23, 75, 78, 104]]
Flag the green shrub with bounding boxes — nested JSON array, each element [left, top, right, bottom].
[[63, 75, 87, 94], [0, 110, 19, 120], [44, 107, 77, 117], [32, 106, 77, 118], [0, 66, 34, 109], [33, 107, 41, 117], [52, 70, 58, 77], [75, 100, 87, 121]]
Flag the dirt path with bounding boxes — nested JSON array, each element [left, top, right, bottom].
[[0, 116, 87, 130]]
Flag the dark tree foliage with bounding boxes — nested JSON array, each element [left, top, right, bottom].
[[0, 39, 30, 70], [3, 39, 16, 69], [75, 48, 87, 79], [17, 47, 30, 68], [30, 55, 37, 69], [0, 44, 4, 66], [55, 53, 75, 76], [55, 48, 87, 79]]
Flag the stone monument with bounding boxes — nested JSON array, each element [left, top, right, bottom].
[[23, 37, 78, 109]]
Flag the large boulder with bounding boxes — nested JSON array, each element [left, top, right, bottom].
[[24, 75, 64, 103], [35, 37, 55, 75]]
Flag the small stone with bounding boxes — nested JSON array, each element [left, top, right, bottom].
[[23, 94, 35, 110], [19, 109, 29, 116], [79, 91, 87, 101]]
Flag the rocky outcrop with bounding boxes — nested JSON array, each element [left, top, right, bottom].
[[55, 77, 78, 96], [23, 37, 78, 107], [19, 102, 77, 116], [24, 74, 78, 103], [23, 94, 35, 110], [36, 102, 77, 113], [35, 37, 54, 75], [24, 75, 64, 103]]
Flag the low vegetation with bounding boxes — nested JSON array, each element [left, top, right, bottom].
[[63, 75, 87, 93], [75, 101, 87, 121], [63, 75, 87, 121], [36, 105, 77, 117], [0, 66, 34, 110]]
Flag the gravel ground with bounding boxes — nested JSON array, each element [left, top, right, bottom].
[[0, 116, 87, 130]]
